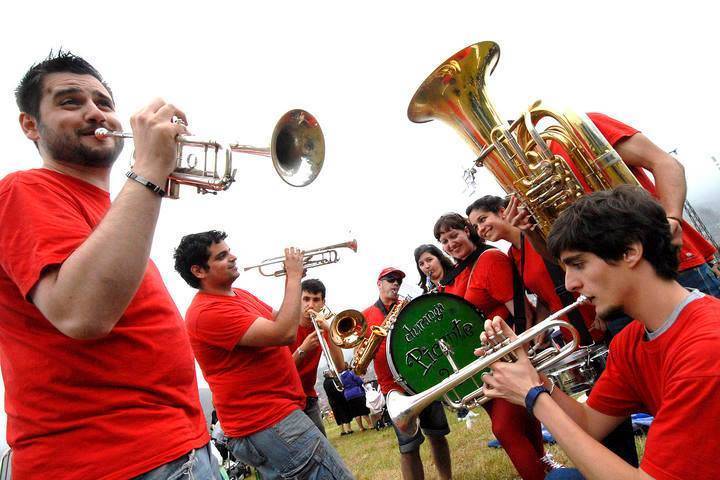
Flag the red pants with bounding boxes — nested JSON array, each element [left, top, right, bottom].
[[483, 398, 545, 480]]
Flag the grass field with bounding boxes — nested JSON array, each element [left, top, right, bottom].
[[245, 411, 646, 479]]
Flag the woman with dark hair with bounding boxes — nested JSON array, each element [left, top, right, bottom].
[[433, 212, 550, 480], [413, 244, 454, 293], [466, 195, 603, 343]]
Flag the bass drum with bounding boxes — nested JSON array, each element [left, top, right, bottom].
[[386, 293, 487, 406]]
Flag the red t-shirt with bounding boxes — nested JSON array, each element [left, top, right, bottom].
[[185, 288, 305, 437], [362, 301, 404, 395], [443, 249, 514, 321], [551, 112, 716, 271], [508, 237, 603, 344], [289, 323, 328, 397], [0, 169, 208, 479], [587, 295, 720, 479]]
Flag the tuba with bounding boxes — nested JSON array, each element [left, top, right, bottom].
[[408, 41, 640, 238]]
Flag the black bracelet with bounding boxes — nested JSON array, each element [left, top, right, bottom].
[[126, 171, 166, 197], [525, 385, 550, 418]]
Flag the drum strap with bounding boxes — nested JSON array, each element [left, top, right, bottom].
[[510, 233, 527, 334], [542, 257, 593, 345]]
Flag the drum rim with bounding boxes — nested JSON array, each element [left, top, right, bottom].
[[385, 292, 485, 395]]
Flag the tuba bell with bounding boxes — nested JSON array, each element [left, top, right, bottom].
[[407, 41, 640, 238]]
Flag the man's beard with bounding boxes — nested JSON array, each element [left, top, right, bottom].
[[39, 122, 124, 168]]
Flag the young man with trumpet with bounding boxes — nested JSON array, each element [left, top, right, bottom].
[[0, 51, 213, 478], [362, 267, 452, 480], [173, 231, 354, 480], [479, 186, 720, 480], [290, 278, 347, 436]]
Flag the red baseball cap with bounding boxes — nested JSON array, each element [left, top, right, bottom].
[[377, 267, 406, 282]]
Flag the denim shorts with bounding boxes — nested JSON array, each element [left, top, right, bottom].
[[227, 409, 354, 480], [678, 263, 720, 298], [390, 400, 450, 453], [132, 442, 220, 480], [546, 468, 585, 479]]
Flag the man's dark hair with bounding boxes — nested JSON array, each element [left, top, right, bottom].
[[301, 278, 326, 300], [15, 49, 112, 120], [174, 230, 228, 289], [466, 195, 508, 216], [433, 212, 484, 247], [547, 186, 679, 280]]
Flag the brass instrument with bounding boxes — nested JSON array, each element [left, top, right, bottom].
[[95, 109, 324, 199], [408, 41, 640, 238], [308, 306, 346, 392], [329, 309, 368, 350], [352, 297, 410, 376], [243, 239, 357, 277], [386, 296, 588, 436]]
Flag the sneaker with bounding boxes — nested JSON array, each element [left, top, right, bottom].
[[541, 453, 564, 471]]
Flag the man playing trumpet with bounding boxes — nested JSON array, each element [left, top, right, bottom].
[[0, 51, 212, 479], [174, 231, 353, 480], [290, 278, 346, 435], [479, 186, 720, 480]]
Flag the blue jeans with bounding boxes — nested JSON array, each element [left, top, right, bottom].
[[677, 263, 720, 298], [227, 409, 354, 480], [133, 443, 221, 480], [304, 396, 327, 437], [545, 468, 585, 479]]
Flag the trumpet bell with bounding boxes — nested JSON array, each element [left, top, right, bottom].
[[330, 309, 367, 349], [271, 109, 325, 187]]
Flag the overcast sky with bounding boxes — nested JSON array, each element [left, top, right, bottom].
[[1, 0, 719, 450]]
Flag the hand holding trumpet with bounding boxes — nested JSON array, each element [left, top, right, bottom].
[[476, 316, 544, 406], [282, 247, 306, 280], [129, 98, 189, 186]]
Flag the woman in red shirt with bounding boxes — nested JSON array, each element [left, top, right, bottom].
[[466, 195, 603, 345], [433, 213, 549, 480]]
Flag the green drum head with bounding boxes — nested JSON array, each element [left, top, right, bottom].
[[387, 293, 488, 404]]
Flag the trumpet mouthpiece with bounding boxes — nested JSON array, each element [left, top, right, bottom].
[[94, 128, 110, 139]]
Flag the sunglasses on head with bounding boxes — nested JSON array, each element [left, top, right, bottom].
[[383, 276, 403, 284]]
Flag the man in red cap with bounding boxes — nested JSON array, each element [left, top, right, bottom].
[[361, 268, 452, 480]]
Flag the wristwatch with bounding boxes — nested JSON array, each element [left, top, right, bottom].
[[296, 348, 306, 358], [525, 385, 550, 418]]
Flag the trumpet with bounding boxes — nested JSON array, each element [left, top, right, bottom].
[[308, 306, 346, 392], [243, 239, 357, 277], [95, 109, 324, 199], [386, 296, 588, 436]]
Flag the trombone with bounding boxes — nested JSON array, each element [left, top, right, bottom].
[[243, 239, 357, 277], [309, 306, 346, 392], [95, 109, 324, 199]]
